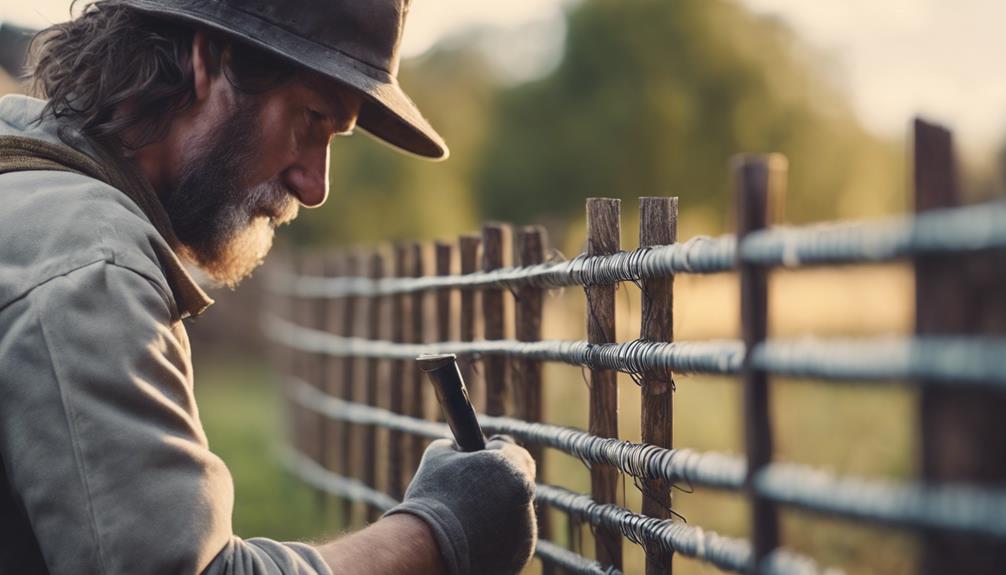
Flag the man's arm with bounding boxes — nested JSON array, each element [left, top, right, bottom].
[[0, 257, 535, 574], [316, 514, 444, 574], [0, 261, 329, 574], [314, 435, 538, 575]]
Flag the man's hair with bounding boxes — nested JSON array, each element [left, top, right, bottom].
[[29, 0, 295, 150]]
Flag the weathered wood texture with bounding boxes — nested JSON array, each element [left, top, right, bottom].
[[735, 155, 786, 571], [459, 235, 483, 412], [337, 252, 359, 525], [639, 197, 677, 575], [363, 251, 385, 523], [434, 241, 453, 423], [514, 225, 553, 575], [387, 245, 412, 500], [408, 243, 427, 471], [586, 198, 622, 570], [482, 224, 512, 416], [914, 119, 1006, 574], [300, 254, 329, 513]]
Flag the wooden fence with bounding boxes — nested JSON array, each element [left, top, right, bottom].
[[263, 119, 1006, 574]]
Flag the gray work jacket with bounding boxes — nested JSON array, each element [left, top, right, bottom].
[[0, 95, 331, 574]]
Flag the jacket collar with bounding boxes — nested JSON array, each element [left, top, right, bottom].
[[0, 95, 213, 318]]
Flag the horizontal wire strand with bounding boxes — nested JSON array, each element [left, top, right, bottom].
[[280, 446, 618, 575], [286, 377, 746, 490], [285, 377, 1006, 539], [533, 540, 623, 575], [268, 201, 1006, 298], [535, 484, 841, 575], [268, 316, 1006, 388]]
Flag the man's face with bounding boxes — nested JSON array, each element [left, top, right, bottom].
[[163, 72, 361, 287]]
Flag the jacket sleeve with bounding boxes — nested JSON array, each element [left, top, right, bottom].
[[0, 260, 331, 575]]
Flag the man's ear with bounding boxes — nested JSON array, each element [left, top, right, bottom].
[[190, 30, 213, 103]]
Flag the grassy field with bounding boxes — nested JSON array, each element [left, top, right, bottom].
[[195, 360, 345, 543], [197, 263, 921, 574]]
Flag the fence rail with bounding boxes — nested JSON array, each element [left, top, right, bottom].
[[264, 120, 1006, 574], [268, 201, 1006, 299], [267, 317, 1006, 389]]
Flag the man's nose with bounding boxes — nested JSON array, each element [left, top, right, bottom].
[[282, 143, 330, 207]]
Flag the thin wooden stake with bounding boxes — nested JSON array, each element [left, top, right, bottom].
[[735, 155, 786, 572], [387, 244, 413, 500], [320, 252, 346, 524], [435, 241, 454, 423], [515, 225, 553, 575], [914, 118, 1006, 574], [290, 255, 312, 472], [459, 234, 483, 412], [586, 198, 622, 570], [639, 197, 677, 575], [363, 251, 385, 523], [339, 253, 360, 526], [298, 254, 328, 513], [482, 223, 512, 416], [409, 242, 427, 470]]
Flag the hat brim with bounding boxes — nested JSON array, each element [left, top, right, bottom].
[[120, 0, 449, 160]]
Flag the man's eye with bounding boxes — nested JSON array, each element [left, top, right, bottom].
[[307, 109, 326, 123]]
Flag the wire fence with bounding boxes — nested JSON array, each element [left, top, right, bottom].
[[264, 122, 1006, 574], [267, 318, 1006, 389], [267, 201, 1006, 299]]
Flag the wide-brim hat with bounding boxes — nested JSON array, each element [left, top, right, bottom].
[[119, 0, 448, 160]]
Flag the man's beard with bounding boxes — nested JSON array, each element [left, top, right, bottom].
[[163, 95, 299, 288]]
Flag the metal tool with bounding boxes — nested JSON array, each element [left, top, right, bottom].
[[416, 353, 486, 452]]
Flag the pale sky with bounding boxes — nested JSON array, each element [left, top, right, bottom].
[[5, 0, 1005, 156]]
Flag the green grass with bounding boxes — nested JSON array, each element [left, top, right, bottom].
[[195, 359, 343, 543], [195, 349, 919, 573]]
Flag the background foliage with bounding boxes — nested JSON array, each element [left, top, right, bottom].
[[295, 0, 904, 250]]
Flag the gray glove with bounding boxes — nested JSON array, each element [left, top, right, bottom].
[[385, 436, 537, 575]]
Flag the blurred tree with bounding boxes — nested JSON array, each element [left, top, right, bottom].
[[476, 0, 904, 230], [298, 0, 906, 250]]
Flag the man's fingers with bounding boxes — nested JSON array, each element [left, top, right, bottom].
[[486, 434, 516, 446], [488, 441, 536, 480]]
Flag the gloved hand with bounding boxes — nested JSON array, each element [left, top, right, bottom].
[[385, 436, 537, 575]]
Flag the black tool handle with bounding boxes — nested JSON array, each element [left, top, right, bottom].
[[417, 353, 486, 452]]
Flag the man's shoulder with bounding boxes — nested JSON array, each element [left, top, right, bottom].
[[0, 169, 173, 310]]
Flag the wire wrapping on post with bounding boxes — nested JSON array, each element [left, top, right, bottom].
[[280, 440, 835, 574], [535, 484, 841, 575], [281, 445, 623, 575], [267, 201, 1006, 299], [286, 377, 1006, 539], [286, 376, 747, 489], [268, 316, 1006, 389]]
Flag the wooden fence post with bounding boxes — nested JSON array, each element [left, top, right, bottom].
[[339, 252, 360, 526], [409, 243, 427, 470], [289, 255, 310, 473], [299, 253, 329, 515], [363, 251, 385, 523], [482, 224, 512, 416], [514, 225, 553, 575], [459, 234, 483, 411], [914, 118, 1006, 574], [434, 241, 454, 423], [320, 252, 345, 522], [735, 155, 786, 572], [388, 244, 413, 500], [639, 197, 677, 574], [271, 253, 297, 480], [586, 198, 622, 570]]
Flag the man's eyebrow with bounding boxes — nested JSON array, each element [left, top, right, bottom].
[[307, 87, 356, 133]]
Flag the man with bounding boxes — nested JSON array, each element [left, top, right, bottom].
[[0, 1, 536, 574]]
